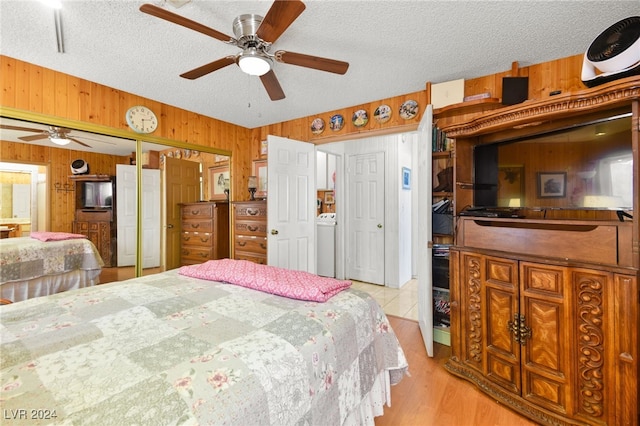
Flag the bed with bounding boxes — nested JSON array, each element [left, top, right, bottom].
[[0, 260, 408, 425], [0, 234, 103, 303]]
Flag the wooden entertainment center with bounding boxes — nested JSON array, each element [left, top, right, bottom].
[[70, 174, 116, 267], [436, 76, 639, 426]]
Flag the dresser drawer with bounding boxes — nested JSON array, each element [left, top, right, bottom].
[[235, 235, 267, 254], [182, 219, 213, 233], [234, 220, 267, 236], [234, 204, 267, 219], [181, 246, 213, 263], [234, 251, 267, 265], [181, 203, 214, 219], [181, 232, 213, 247]]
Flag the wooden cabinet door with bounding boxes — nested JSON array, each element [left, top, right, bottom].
[[519, 262, 572, 415], [483, 256, 520, 394]]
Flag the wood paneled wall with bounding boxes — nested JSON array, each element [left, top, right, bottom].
[[1, 52, 592, 231]]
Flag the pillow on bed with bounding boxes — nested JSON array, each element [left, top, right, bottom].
[[30, 231, 88, 242], [179, 259, 351, 302]]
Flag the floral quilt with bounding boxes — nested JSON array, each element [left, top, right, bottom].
[[0, 269, 408, 425], [0, 237, 103, 284]]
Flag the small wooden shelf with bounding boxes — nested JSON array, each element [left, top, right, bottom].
[[434, 98, 502, 119], [432, 150, 452, 158]]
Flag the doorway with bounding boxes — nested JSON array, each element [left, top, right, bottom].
[[0, 162, 48, 234]]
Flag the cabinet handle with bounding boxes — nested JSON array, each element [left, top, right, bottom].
[[247, 225, 258, 232], [190, 223, 200, 229], [199, 237, 209, 243], [198, 253, 208, 258], [183, 236, 191, 241], [238, 241, 247, 246], [508, 313, 532, 345], [190, 210, 200, 215], [247, 208, 258, 216], [260, 243, 267, 249]]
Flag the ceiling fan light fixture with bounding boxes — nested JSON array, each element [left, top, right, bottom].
[[50, 137, 71, 145], [239, 49, 272, 76]]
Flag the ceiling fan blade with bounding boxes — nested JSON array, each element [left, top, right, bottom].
[[256, 0, 305, 43], [260, 70, 285, 101], [275, 50, 349, 74], [180, 56, 237, 80], [69, 138, 92, 148], [18, 134, 49, 142], [139, 3, 233, 43], [0, 124, 44, 133]]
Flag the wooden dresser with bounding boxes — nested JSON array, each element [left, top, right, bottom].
[[232, 200, 267, 264], [180, 202, 229, 266]]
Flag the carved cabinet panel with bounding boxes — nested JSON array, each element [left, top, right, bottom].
[[447, 249, 630, 426]]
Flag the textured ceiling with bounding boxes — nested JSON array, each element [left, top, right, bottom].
[[1, 0, 638, 129]]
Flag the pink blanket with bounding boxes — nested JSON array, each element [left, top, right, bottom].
[[179, 259, 351, 302], [30, 231, 88, 242]]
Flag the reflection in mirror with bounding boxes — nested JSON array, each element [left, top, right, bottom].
[[475, 111, 633, 211], [141, 142, 229, 276], [1, 115, 232, 292]]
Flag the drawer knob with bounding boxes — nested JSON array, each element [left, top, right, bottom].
[[183, 236, 191, 241], [200, 237, 209, 243], [191, 223, 200, 229], [247, 208, 258, 216], [238, 241, 247, 246], [248, 225, 258, 232], [191, 210, 200, 215]]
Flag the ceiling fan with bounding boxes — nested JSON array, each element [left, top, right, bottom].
[[0, 124, 93, 148], [139, 0, 349, 101]]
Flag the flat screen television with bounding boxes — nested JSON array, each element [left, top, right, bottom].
[[473, 110, 633, 211], [80, 181, 113, 209]]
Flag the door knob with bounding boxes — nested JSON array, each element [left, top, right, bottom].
[[377, 224, 383, 228], [271, 229, 279, 235]]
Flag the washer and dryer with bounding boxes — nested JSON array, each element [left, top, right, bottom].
[[316, 212, 336, 277]]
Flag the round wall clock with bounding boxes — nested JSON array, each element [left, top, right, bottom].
[[125, 105, 158, 134]]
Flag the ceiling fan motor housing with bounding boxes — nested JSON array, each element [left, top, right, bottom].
[[581, 16, 640, 87]]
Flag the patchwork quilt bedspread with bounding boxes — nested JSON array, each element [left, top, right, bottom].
[[0, 269, 408, 425], [0, 237, 103, 284]]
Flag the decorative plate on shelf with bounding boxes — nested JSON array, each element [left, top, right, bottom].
[[329, 114, 344, 131], [352, 109, 369, 127], [311, 117, 325, 135], [373, 104, 392, 124], [399, 100, 419, 120]]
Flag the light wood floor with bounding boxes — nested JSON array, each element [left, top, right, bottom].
[[378, 316, 537, 426]]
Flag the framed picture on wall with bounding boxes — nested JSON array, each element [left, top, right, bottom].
[[209, 165, 230, 200], [537, 171, 566, 198], [402, 167, 411, 190], [253, 159, 267, 198], [324, 192, 335, 204]]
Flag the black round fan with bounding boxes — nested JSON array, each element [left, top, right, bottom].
[[581, 16, 640, 87]]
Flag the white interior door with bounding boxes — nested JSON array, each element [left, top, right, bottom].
[[346, 152, 385, 284], [12, 183, 30, 218], [417, 105, 434, 357], [117, 165, 161, 268], [267, 135, 316, 272], [116, 164, 137, 266], [141, 168, 161, 268]]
